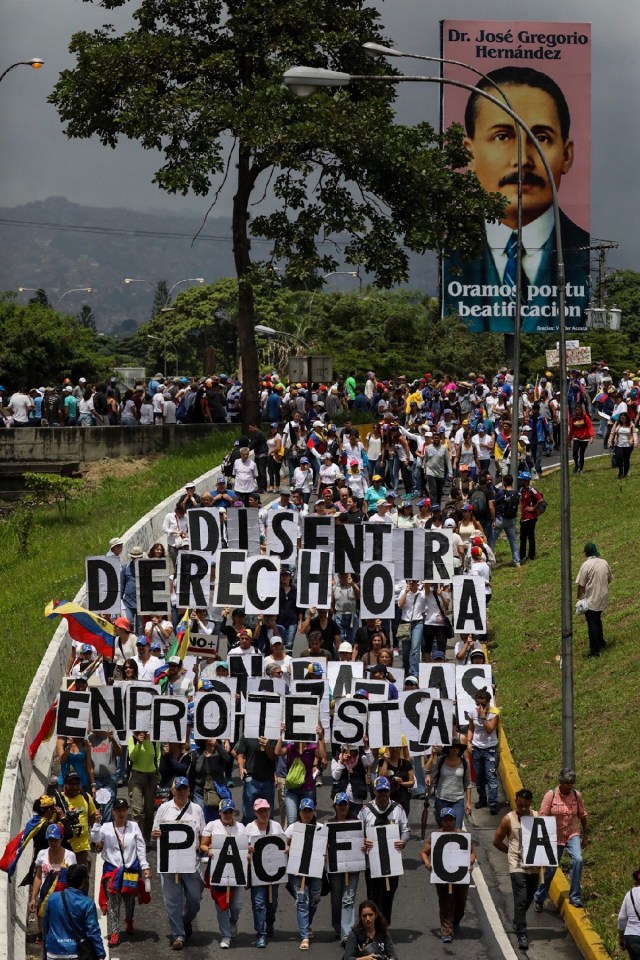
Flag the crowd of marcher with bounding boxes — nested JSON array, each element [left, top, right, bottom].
[[1, 359, 636, 960]]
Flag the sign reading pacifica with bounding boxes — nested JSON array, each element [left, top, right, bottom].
[[441, 21, 591, 333]]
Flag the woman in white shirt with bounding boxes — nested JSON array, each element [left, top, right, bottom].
[[292, 458, 313, 503], [139, 393, 154, 425], [29, 823, 77, 943], [200, 799, 247, 948], [91, 797, 151, 947], [317, 453, 341, 494], [618, 867, 640, 958], [609, 411, 636, 479]]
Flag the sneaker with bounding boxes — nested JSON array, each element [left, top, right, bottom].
[[230, 922, 238, 938], [489, 806, 499, 815], [109, 933, 120, 947], [227, 779, 235, 788], [220, 938, 231, 949], [570, 899, 584, 908], [534, 900, 543, 913], [474, 800, 488, 809], [125, 918, 135, 934], [517, 935, 529, 951], [442, 935, 453, 943], [393, 648, 400, 658], [256, 935, 267, 948], [172, 938, 185, 951]]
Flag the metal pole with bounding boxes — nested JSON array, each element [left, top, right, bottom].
[[344, 70, 573, 768], [510, 129, 523, 480]]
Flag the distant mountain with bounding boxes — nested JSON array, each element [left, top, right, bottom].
[[0, 197, 438, 332]]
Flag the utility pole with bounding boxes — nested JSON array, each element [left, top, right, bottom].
[[586, 239, 619, 306]]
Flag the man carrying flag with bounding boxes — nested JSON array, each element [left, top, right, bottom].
[[46, 600, 116, 662]]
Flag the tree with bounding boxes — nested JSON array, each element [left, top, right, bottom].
[[50, 0, 504, 429], [0, 295, 112, 386], [151, 280, 170, 319], [77, 303, 96, 332], [28, 288, 51, 309]]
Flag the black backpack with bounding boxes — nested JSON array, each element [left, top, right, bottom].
[[469, 487, 488, 520], [501, 491, 520, 520]]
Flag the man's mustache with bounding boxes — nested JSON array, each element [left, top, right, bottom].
[[498, 171, 547, 189]]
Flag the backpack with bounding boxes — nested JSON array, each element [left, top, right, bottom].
[[469, 487, 488, 520], [502, 491, 520, 520], [285, 756, 306, 789], [221, 452, 234, 478]]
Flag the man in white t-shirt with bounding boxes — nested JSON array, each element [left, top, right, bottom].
[[152, 390, 165, 424], [133, 636, 163, 683], [8, 387, 34, 425]]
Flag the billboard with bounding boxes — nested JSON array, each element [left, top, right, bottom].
[[440, 21, 591, 333]]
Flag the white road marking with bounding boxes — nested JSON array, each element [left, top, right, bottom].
[[473, 861, 520, 960]]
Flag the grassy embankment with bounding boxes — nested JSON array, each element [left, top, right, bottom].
[[0, 430, 237, 774], [489, 456, 639, 957]]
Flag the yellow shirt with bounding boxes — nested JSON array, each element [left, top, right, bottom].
[[66, 792, 97, 853]]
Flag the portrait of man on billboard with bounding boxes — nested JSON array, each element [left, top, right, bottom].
[[443, 66, 590, 332]]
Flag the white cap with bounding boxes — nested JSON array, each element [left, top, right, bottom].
[[443, 518, 456, 528], [338, 641, 353, 653]]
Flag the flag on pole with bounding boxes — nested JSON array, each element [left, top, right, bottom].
[[45, 600, 115, 660], [0, 814, 46, 880]]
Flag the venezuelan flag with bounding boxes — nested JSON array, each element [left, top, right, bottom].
[[173, 609, 190, 662], [45, 600, 115, 660], [28, 700, 59, 760], [154, 663, 170, 687], [0, 814, 46, 880]]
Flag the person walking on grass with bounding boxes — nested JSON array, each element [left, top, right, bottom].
[[576, 542, 613, 657], [534, 769, 588, 912]]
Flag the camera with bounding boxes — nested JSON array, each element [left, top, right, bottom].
[[65, 807, 82, 838]]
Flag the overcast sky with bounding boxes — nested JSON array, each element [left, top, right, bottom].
[[1, 0, 638, 272]]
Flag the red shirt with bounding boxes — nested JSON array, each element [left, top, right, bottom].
[[521, 486, 543, 521], [539, 787, 586, 845], [568, 413, 594, 441]]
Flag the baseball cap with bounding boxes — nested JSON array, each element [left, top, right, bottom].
[[253, 798, 270, 810], [113, 797, 130, 810], [114, 616, 131, 631], [471, 546, 482, 557], [338, 641, 353, 653], [439, 807, 457, 820], [307, 662, 323, 676], [404, 676, 419, 686], [220, 799, 236, 813], [215, 661, 229, 671], [374, 776, 391, 792], [150, 641, 162, 652], [64, 771, 81, 783], [167, 655, 182, 666], [372, 474, 383, 482], [462, 503, 473, 512], [173, 776, 189, 789], [334, 792, 350, 805], [269, 636, 284, 645], [186, 481, 196, 489], [300, 457, 309, 464], [80, 643, 94, 653], [354, 688, 369, 699], [299, 798, 316, 811], [270, 422, 279, 428], [368, 663, 388, 676], [443, 518, 456, 528], [46, 823, 64, 840], [136, 636, 149, 647], [431, 649, 446, 661]]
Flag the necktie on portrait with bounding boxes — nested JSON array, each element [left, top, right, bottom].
[[503, 232, 529, 302]]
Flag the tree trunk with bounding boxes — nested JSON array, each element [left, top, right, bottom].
[[232, 143, 260, 430]]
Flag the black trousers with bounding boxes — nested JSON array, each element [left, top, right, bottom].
[[585, 609, 605, 655], [572, 438, 589, 470], [519, 518, 538, 560], [615, 446, 633, 477], [365, 872, 398, 924], [427, 475, 445, 505], [511, 872, 539, 935]]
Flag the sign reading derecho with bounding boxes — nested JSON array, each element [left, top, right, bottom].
[[440, 20, 591, 334]]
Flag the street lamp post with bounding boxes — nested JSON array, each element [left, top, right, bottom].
[[147, 335, 179, 376], [284, 64, 575, 770], [124, 277, 205, 378], [308, 270, 361, 323], [363, 43, 524, 478], [0, 59, 44, 85], [255, 324, 314, 386], [58, 287, 93, 303]]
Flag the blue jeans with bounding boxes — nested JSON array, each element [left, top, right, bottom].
[[434, 796, 465, 829], [535, 835, 584, 906], [284, 787, 315, 826], [251, 883, 279, 936], [242, 778, 275, 825], [160, 871, 203, 941], [290, 874, 322, 940], [400, 622, 424, 676], [215, 886, 243, 939], [329, 872, 359, 941], [193, 788, 220, 826], [411, 756, 425, 797], [472, 745, 498, 808], [335, 613, 358, 645], [284, 623, 298, 654], [94, 773, 117, 824], [491, 516, 520, 563]]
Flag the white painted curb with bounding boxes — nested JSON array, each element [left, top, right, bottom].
[[0, 464, 225, 960]]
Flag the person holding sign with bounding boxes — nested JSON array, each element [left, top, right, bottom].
[[285, 798, 325, 950], [246, 798, 286, 947], [200, 799, 246, 949], [151, 776, 205, 951], [359, 777, 410, 924], [331, 744, 374, 816], [493, 788, 539, 952], [467, 688, 501, 816], [421, 808, 476, 943], [534, 768, 589, 911], [343, 899, 397, 960], [325, 793, 363, 944], [429, 740, 472, 829], [276, 723, 326, 825]]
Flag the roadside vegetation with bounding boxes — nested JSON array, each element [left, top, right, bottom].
[[0, 430, 236, 771]]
